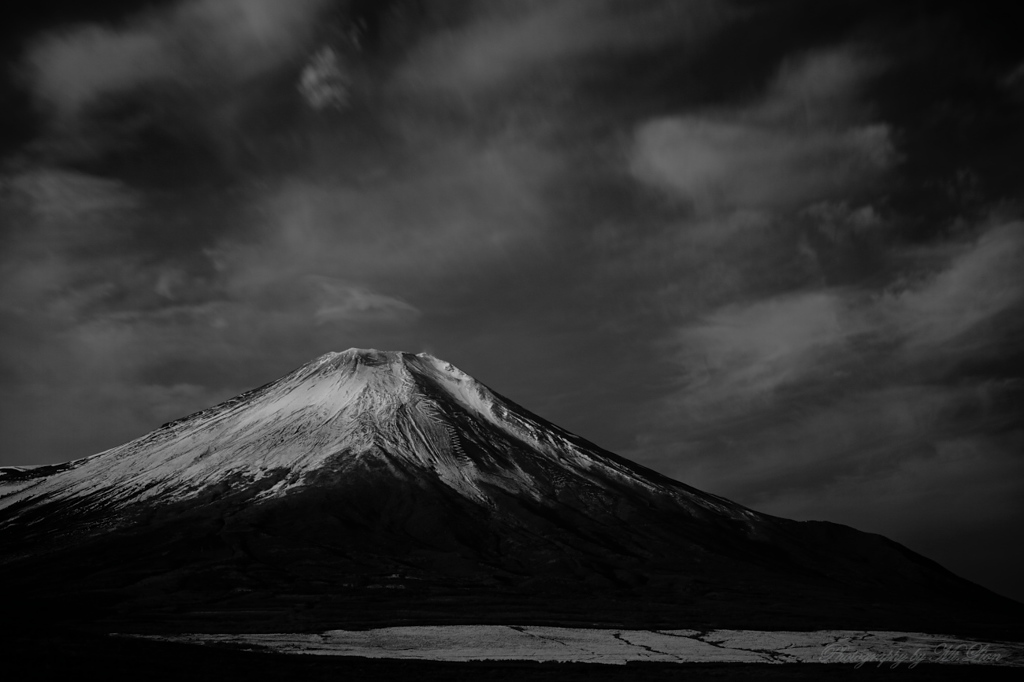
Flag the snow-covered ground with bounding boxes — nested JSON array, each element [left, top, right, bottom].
[[127, 626, 1024, 667]]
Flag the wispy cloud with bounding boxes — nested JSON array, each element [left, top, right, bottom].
[[311, 278, 420, 326], [22, 0, 331, 121], [674, 291, 865, 411], [17, 0, 334, 170], [630, 46, 895, 212], [799, 201, 884, 243], [0, 167, 142, 319], [22, 26, 172, 121], [6, 167, 140, 219], [668, 219, 1024, 414], [397, 0, 729, 95], [212, 133, 557, 296], [632, 119, 893, 211], [887, 220, 1024, 350]]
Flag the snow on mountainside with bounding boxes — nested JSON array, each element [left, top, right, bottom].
[[0, 349, 749, 526], [2, 348, 1019, 637]]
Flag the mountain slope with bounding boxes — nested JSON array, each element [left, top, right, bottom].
[[0, 349, 747, 521], [0, 349, 1018, 636]]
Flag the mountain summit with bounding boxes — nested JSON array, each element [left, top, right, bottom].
[[1, 348, 750, 520], [0, 350, 1018, 635]]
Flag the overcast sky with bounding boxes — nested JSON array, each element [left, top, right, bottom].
[[1, 0, 1022, 601]]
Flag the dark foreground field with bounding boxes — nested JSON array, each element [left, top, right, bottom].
[[3, 631, 1021, 682]]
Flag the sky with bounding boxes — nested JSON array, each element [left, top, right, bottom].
[[1, 0, 1022, 602]]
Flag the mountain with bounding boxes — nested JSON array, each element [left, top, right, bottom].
[[0, 349, 1018, 636]]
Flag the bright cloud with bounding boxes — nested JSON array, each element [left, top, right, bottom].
[[676, 291, 859, 407], [213, 134, 557, 296], [23, 26, 172, 120], [312, 278, 421, 325], [632, 119, 893, 211], [22, 0, 331, 121], [888, 221, 1024, 349], [398, 0, 729, 94], [671, 220, 1024, 415], [7, 168, 140, 219], [630, 46, 895, 211]]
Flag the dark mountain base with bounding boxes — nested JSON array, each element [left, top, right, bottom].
[[3, 484, 1021, 641], [5, 571, 1022, 644], [3, 481, 1022, 641], [2, 632, 1021, 682]]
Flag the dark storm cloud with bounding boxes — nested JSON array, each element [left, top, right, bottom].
[[1, 0, 1023, 601]]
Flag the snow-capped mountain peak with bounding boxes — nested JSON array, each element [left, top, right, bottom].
[[0, 349, 745, 525]]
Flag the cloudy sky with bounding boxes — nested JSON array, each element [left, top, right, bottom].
[[1, 0, 1022, 601]]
